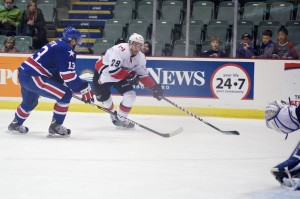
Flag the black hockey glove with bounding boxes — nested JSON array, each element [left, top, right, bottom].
[[126, 73, 140, 85], [152, 84, 163, 101]]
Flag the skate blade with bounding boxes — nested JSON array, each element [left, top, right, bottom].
[[7, 129, 28, 134], [47, 133, 70, 138], [115, 126, 135, 130]]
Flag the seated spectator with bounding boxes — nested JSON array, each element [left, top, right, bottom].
[[253, 29, 275, 58], [0, 0, 22, 36], [272, 27, 299, 60], [0, 36, 19, 52], [142, 41, 152, 56], [202, 36, 227, 58], [236, 33, 254, 58], [20, 0, 47, 49]]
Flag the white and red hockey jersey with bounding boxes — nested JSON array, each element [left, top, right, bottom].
[[95, 43, 156, 89]]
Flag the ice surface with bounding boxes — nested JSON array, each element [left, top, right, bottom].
[[1, 109, 300, 199]]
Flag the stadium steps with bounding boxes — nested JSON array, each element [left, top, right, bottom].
[[70, 1, 115, 10]]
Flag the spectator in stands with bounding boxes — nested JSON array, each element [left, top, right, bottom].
[[20, 0, 47, 49], [0, 36, 19, 52], [272, 27, 299, 60], [253, 29, 275, 58], [236, 33, 254, 58], [202, 36, 227, 58], [142, 41, 152, 56], [0, 0, 22, 36]]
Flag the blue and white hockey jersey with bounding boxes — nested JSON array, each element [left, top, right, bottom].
[[19, 39, 84, 92]]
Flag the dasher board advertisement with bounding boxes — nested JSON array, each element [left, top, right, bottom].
[[78, 59, 255, 100], [0, 55, 254, 100]]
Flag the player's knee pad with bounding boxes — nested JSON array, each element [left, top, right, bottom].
[[95, 91, 110, 102], [265, 101, 300, 134], [122, 90, 136, 107]]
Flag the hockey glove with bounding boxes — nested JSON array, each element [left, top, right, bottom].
[[126, 71, 140, 85], [126, 72, 140, 85], [265, 100, 300, 134], [80, 82, 94, 104], [152, 84, 163, 101]]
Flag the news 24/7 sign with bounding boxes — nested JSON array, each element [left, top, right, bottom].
[[77, 59, 254, 100]]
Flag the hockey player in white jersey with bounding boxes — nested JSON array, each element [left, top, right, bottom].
[[265, 100, 300, 190], [92, 33, 163, 128]]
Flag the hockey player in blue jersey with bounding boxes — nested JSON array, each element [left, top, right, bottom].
[[265, 100, 300, 190], [7, 26, 94, 137]]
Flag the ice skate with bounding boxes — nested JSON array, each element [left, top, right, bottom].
[[113, 119, 135, 129], [8, 118, 29, 133], [48, 119, 71, 138], [110, 111, 118, 124], [282, 177, 300, 190], [110, 111, 135, 129]]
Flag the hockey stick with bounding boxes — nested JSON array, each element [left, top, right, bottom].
[[161, 96, 240, 135], [72, 95, 183, 138]]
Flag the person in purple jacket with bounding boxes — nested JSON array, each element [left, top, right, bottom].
[[236, 33, 254, 58], [253, 29, 275, 58]]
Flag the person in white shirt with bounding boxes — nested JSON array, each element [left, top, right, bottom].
[[92, 33, 163, 128]]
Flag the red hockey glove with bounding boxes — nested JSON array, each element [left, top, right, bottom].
[[80, 82, 94, 104]]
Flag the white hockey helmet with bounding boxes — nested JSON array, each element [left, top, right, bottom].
[[128, 33, 144, 45]]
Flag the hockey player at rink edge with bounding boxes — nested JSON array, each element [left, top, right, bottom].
[[265, 100, 300, 190], [7, 26, 94, 138], [93, 33, 163, 128]]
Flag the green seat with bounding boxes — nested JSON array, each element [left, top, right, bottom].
[[192, 1, 214, 25], [237, 20, 254, 45], [15, 40, 31, 53], [161, 1, 183, 24], [113, 0, 135, 23], [286, 21, 300, 44], [103, 19, 126, 41], [181, 19, 203, 45], [92, 39, 115, 55], [152, 40, 165, 56], [127, 19, 150, 40], [137, 0, 158, 20], [243, 2, 266, 26], [173, 39, 196, 56], [15, 0, 28, 12], [217, 1, 240, 26], [14, 36, 33, 48], [155, 20, 174, 45], [269, 2, 293, 26], [0, 35, 6, 46], [38, 3, 57, 27], [37, 0, 57, 7], [206, 19, 229, 42]]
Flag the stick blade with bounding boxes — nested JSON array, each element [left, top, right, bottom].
[[166, 127, 183, 137], [222, 130, 240, 135]]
